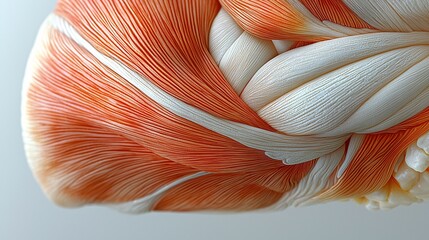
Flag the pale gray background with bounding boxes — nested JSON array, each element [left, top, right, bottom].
[[1, 1, 428, 240]]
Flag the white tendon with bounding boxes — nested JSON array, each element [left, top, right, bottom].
[[241, 32, 429, 113], [111, 172, 208, 213], [270, 146, 345, 209], [259, 46, 429, 136], [209, 9, 243, 64], [345, 0, 429, 32], [218, 32, 277, 94]]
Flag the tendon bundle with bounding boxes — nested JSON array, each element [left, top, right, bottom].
[[22, 0, 429, 212]]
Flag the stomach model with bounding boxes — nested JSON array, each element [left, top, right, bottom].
[[22, 0, 429, 213]]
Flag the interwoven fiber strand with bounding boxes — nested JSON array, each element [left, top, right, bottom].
[[22, 0, 429, 212]]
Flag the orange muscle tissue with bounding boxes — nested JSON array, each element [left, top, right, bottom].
[[22, 0, 429, 212]]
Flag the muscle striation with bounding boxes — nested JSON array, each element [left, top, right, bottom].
[[22, 0, 429, 212]]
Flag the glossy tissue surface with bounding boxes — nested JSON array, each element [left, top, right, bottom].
[[22, 0, 429, 213]]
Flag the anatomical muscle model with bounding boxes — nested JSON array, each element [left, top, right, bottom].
[[22, 0, 429, 212]]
